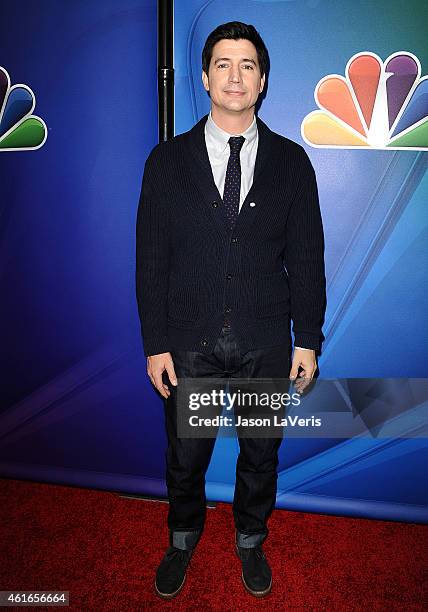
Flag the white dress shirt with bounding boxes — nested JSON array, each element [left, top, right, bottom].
[[204, 111, 311, 353], [204, 110, 257, 212]]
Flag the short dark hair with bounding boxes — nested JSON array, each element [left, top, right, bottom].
[[202, 21, 269, 79]]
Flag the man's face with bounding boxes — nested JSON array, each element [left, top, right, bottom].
[[202, 38, 265, 114]]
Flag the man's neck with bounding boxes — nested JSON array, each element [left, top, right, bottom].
[[210, 108, 255, 135]]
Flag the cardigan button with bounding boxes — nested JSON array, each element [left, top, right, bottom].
[[231, 237, 238, 243], [201, 339, 208, 346], [212, 201, 219, 208], [224, 306, 231, 314]]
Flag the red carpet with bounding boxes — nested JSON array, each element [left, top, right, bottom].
[[0, 478, 426, 610]]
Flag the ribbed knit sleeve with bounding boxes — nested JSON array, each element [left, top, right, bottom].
[[136, 148, 171, 357], [283, 147, 326, 351]]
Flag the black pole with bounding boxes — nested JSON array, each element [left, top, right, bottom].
[[158, 0, 174, 142], [126, 0, 216, 510]]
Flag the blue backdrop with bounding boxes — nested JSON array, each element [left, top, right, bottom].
[[0, 0, 427, 523]]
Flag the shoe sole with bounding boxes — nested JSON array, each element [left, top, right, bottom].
[[154, 573, 186, 599], [235, 544, 272, 597]]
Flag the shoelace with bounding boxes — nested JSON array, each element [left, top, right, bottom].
[[165, 547, 193, 569], [253, 547, 265, 560], [239, 545, 266, 561]]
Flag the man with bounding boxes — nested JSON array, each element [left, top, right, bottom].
[[136, 21, 326, 599]]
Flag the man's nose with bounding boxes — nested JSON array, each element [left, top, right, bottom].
[[229, 67, 241, 82]]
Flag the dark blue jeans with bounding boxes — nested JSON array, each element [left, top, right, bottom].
[[162, 325, 290, 550]]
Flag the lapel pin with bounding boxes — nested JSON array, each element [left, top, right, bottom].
[[249, 202, 256, 207]]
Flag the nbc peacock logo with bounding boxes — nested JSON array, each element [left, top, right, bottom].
[[301, 51, 427, 150], [0, 66, 47, 151]]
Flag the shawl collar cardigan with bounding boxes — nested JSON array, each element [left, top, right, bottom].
[[136, 113, 326, 357]]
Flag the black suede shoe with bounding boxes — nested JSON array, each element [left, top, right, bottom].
[[155, 546, 193, 599], [236, 544, 272, 597]]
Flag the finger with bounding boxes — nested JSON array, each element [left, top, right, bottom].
[[153, 370, 169, 398], [295, 378, 310, 393], [165, 361, 178, 386], [300, 377, 311, 389], [299, 364, 316, 379], [308, 366, 317, 380], [160, 371, 172, 397], [289, 361, 300, 379], [147, 368, 155, 386], [162, 385, 171, 398]]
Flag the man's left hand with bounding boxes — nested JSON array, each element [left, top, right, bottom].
[[289, 348, 317, 393]]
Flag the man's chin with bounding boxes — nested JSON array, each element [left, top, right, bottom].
[[217, 101, 250, 113]]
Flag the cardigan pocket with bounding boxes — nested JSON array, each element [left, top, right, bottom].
[[167, 278, 200, 327], [254, 270, 290, 318]]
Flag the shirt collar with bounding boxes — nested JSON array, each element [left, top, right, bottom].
[[205, 110, 257, 154]]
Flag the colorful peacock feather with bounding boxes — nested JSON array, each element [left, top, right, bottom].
[[0, 66, 47, 151], [301, 52, 428, 150]]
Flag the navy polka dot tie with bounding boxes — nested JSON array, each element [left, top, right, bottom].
[[223, 136, 245, 231]]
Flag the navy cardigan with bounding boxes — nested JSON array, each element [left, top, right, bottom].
[[136, 113, 326, 357]]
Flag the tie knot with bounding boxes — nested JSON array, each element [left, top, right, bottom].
[[228, 135, 245, 154]]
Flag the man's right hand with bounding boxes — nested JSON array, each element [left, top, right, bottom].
[[147, 352, 177, 399]]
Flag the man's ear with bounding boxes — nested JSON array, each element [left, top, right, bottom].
[[259, 73, 266, 94], [202, 70, 209, 92]]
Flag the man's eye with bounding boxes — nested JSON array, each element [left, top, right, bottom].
[[217, 63, 254, 69]]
